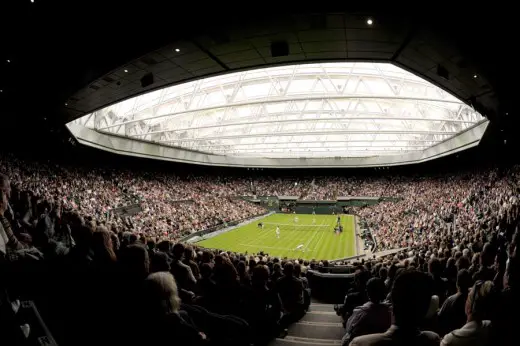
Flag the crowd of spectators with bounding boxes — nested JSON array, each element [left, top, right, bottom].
[[2, 151, 520, 345], [0, 153, 264, 242], [331, 220, 520, 346]]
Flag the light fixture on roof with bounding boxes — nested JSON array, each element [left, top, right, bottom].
[[31, 0, 34, 2], [366, 18, 373, 25], [124, 69, 128, 73], [175, 48, 180, 52], [473, 74, 478, 79], [6, 59, 10, 63], [65, 103, 68, 106]]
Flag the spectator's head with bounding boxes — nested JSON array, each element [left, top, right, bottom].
[[252, 265, 269, 285], [248, 258, 256, 271], [143, 272, 180, 315], [214, 257, 238, 285], [294, 263, 302, 278], [110, 231, 120, 251], [202, 250, 213, 264], [237, 261, 247, 276], [0, 173, 11, 199], [157, 240, 171, 253], [391, 269, 433, 327], [428, 258, 442, 277], [504, 256, 520, 289], [456, 269, 472, 294], [480, 243, 495, 267], [200, 263, 213, 279], [147, 239, 156, 252], [379, 267, 388, 281], [172, 243, 185, 259], [119, 244, 150, 280], [456, 255, 470, 271], [64, 211, 84, 229], [283, 262, 294, 277], [91, 230, 116, 263], [129, 233, 138, 244], [354, 268, 370, 290], [74, 224, 94, 249], [150, 252, 171, 273], [366, 278, 386, 303], [471, 253, 480, 267], [273, 262, 282, 274], [184, 246, 194, 261], [465, 280, 496, 321], [388, 264, 398, 280]]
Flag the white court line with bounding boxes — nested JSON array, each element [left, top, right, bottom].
[[262, 222, 329, 228], [241, 224, 280, 246], [239, 217, 332, 252], [312, 226, 327, 254], [238, 243, 318, 253], [238, 243, 309, 252], [302, 218, 325, 250], [242, 222, 316, 247]]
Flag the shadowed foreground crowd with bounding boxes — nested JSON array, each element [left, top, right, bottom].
[[1, 153, 520, 345]]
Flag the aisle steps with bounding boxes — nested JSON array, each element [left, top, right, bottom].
[[269, 303, 344, 346]]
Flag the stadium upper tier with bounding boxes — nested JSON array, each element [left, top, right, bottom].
[[67, 62, 488, 168]]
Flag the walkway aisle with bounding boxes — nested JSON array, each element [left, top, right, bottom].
[[269, 303, 344, 346]]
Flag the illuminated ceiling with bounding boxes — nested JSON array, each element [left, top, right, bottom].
[[69, 62, 484, 158]]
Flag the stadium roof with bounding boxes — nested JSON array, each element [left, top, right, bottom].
[[69, 62, 486, 161]]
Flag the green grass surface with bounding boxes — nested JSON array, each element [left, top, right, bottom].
[[196, 214, 357, 260]]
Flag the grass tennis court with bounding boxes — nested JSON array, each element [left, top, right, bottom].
[[195, 214, 357, 260]]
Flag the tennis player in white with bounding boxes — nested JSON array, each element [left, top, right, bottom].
[[275, 226, 280, 238]]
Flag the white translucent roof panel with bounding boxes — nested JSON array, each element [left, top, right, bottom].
[[71, 62, 485, 158]]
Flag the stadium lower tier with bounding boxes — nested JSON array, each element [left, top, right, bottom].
[[196, 214, 357, 260]]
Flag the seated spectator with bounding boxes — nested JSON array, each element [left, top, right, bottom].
[[294, 263, 310, 310], [237, 260, 251, 286], [170, 243, 196, 292], [210, 255, 242, 315], [0, 189, 26, 254], [337, 268, 370, 324], [429, 258, 448, 305], [494, 256, 520, 346], [472, 244, 496, 282], [342, 278, 391, 345], [196, 262, 216, 295], [150, 251, 171, 273], [350, 269, 440, 346], [242, 265, 282, 344], [276, 262, 305, 329], [141, 272, 205, 345], [441, 280, 495, 346], [438, 269, 472, 336], [183, 245, 200, 280]]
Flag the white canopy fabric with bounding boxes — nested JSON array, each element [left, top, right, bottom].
[[71, 62, 484, 158]]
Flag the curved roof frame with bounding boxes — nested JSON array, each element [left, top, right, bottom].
[[71, 62, 484, 159]]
